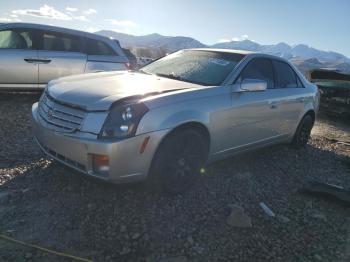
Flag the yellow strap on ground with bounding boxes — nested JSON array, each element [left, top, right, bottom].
[[0, 234, 94, 262]]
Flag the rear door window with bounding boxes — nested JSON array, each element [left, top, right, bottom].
[[0, 29, 33, 49], [237, 58, 274, 89], [272, 60, 298, 88], [86, 39, 116, 55], [39, 31, 81, 52]]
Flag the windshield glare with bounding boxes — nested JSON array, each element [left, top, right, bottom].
[[142, 50, 245, 86]]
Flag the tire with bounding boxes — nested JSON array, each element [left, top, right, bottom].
[[291, 114, 314, 149], [149, 129, 208, 195]]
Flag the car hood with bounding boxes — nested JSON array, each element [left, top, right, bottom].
[[47, 71, 202, 111]]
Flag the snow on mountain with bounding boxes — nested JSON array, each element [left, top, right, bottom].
[[96, 30, 205, 50], [151, 36, 206, 50], [212, 40, 350, 64], [96, 30, 350, 73], [260, 42, 292, 59], [290, 44, 349, 63]]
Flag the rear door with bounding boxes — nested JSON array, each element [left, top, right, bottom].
[[0, 28, 38, 89], [271, 60, 307, 134], [84, 37, 127, 72], [37, 30, 87, 87]]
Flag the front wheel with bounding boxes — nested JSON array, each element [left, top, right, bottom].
[[291, 114, 314, 148], [150, 129, 208, 195]]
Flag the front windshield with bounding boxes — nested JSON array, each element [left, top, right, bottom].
[[141, 50, 245, 86]]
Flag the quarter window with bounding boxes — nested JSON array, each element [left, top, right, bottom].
[[296, 75, 304, 88], [0, 29, 33, 49], [273, 60, 298, 88], [86, 39, 115, 55], [237, 58, 274, 89], [40, 31, 81, 52]]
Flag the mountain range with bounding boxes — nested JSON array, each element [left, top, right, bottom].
[[96, 30, 350, 74]]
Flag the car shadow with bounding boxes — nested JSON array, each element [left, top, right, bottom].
[[2, 137, 350, 212], [0, 90, 42, 100]]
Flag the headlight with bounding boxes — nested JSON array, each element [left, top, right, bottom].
[[99, 102, 149, 139]]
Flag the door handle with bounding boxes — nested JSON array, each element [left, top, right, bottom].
[[24, 58, 51, 64], [36, 58, 51, 64], [24, 58, 36, 63]]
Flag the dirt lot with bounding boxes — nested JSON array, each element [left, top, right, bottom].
[[0, 93, 350, 262]]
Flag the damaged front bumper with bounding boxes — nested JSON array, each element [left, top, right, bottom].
[[31, 102, 168, 183]]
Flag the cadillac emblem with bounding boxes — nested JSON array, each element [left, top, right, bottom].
[[48, 109, 54, 119]]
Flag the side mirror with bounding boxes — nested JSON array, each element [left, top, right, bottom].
[[240, 78, 267, 92]]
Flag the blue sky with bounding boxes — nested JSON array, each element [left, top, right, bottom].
[[1, 0, 349, 57]]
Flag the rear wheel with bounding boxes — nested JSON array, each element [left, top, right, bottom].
[[292, 114, 314, 148], [150, 129, 208, 195]]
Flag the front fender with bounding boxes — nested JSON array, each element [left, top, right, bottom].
[[136, 105, 210, 135], [136, 85, 230, 140], [158, 109, 209, 130]]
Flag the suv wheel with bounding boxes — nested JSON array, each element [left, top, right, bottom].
[[292, 114, 314, 148], [150, 129, 207, 195]]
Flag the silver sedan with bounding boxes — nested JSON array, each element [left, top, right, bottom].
[[31, 48, 320, 194]]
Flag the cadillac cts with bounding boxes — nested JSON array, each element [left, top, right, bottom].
[[31, 49, 319, 194]]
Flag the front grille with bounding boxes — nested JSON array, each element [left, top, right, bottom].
[[38, 93, 86, 132]]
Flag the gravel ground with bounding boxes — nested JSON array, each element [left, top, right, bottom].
[[0, 93, 349, 262]]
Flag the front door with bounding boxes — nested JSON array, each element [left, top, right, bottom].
[[226, 58, 284, 154], [37, 30, 87, 88], [0, 28, 38, 89]]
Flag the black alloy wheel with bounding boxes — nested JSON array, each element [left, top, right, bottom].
[[151, 129, 207, 195], [292, 114, 314, 148]]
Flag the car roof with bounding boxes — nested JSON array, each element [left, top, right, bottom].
[[0, 22, 110, 42], [184, 48, 290, 61], [185, 48, 254, 55]]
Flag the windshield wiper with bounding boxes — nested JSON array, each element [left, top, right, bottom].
[[138, 69, 152, 75], [155, 73, 184, 81], [154, 73, 211, 86]]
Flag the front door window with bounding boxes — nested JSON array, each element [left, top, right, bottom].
[[0, 29, 33, 49]]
